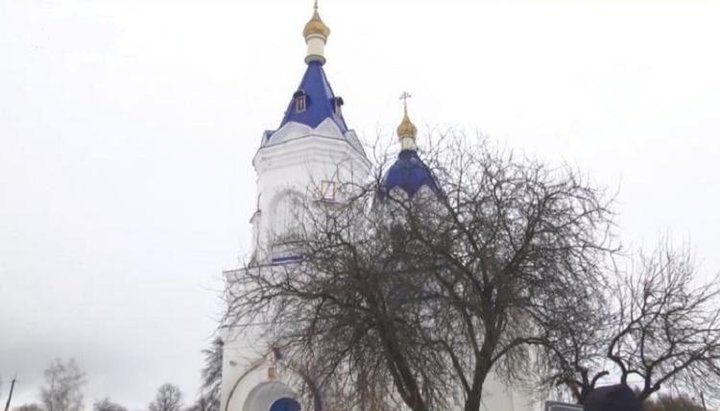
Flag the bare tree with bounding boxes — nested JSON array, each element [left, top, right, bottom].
[[529, 277, 613, 402], [226, 135, 615, 411], [149, 384, 182, 411], [92, 399, 126, 411], [608, 244, 720, 401], [539, 241, 720, 404], [194, 337, 222, 411], [40, 359, 86, 411]]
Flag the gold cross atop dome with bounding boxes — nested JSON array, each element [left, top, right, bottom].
[[397, 91, 418, 140]]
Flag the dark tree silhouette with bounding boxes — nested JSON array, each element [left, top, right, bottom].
[[195, 337, 222, 411], [148, 384, 182, 411], [92, 398, 126, 411], [538, 241, 720, 403], [609, 244, 720, 401], [226, 135, 615, 411], [40, 359, 85, 411]]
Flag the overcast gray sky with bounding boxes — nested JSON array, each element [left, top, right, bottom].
[[1, 0, 719, 409]]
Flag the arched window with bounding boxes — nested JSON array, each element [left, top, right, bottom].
[[270, 190, 305, 238]]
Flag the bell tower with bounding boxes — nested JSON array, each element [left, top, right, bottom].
[[248, 2, 370, 266], [221, 4, 370, 411]]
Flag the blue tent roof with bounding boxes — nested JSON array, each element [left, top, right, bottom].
[[380, 149, 441, 200], [277, 61, 348, 133]]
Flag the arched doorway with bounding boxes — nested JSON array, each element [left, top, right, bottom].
[[269, 398, 300, 411], [242, 381, 300, 411]]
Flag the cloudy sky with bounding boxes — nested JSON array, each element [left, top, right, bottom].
[[1, 0, 719, 409]]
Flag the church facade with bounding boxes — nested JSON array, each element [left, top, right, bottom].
[[219, 5, 536, 411]]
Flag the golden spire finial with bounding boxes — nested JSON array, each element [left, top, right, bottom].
[[397, 91, 417, 141], [303, 0, 330, 39]]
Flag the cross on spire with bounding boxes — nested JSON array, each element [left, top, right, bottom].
[[399, 91, 412, 114], [314, 0, 318, 11]]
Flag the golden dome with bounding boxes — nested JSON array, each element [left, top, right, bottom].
[[303, 8, 330, 39], [396, 111, 417, 140]]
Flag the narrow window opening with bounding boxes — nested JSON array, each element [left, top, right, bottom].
[[296, 95, 306, 112], [320, 180, 336, 201], [333, 97, 344, 114], [293, 90, 307, 112]]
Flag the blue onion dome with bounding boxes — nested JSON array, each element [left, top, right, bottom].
[[379, 98, 441, 200], [380, 149, 441, 199]]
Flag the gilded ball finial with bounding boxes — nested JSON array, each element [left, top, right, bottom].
[[397, 92, 417, 140], [303, 1, 330, 39]]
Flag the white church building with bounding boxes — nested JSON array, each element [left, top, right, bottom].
[[219, 4, 536, 411]]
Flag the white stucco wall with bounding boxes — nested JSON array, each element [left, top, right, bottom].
[[250, 119, 370, 264], [221, 120, 370, 410]]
